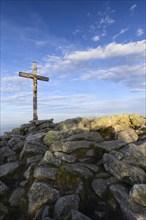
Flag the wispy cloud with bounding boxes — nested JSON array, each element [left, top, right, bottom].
[[137, 28, 144, 36], [73, 28, 81, 36], [1, 75, 32, 93], [91, 35, 100, 42], [87, 4, 115, 41], [73, 63, 145, 91], [99, 15, 115, 25], [113, 28, 128, 41], [130, 4, 137, 15]]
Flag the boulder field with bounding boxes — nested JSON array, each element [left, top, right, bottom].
[[0, 113, 146, 220]]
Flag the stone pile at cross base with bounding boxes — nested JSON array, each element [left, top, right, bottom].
[[0, 113, 146, 220]]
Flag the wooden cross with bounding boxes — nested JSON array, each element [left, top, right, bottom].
[[19, 62, 49, 121]]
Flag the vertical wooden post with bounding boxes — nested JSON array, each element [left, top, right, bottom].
[[32, 62, 38, 121]]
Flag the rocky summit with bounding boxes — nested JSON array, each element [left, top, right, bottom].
[[0, 113, 146, 220]]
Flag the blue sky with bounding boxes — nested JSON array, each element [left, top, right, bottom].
[[0, 0, 146, 134]]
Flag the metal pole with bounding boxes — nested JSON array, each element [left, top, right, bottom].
[[32, 62, 38, 121]]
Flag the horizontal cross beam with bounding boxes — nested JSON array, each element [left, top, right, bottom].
[[19, 72, 49, 82]]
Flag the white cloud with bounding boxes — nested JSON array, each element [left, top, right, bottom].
[[113, 28, 128, 41], [66, 40, 145, 61], [137, 28, 144, 36], [130, 4, 137, 15], [39, 40, 145, 93], [92, 35, 100, 42]]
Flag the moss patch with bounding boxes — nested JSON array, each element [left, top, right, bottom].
[[74, 148, 87, 159], [54, 166, 82, 194], [43, 131, 63, 146]]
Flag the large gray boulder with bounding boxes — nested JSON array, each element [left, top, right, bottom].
[[120, 144, 146, 170], [26, 132, 45, 142], [0, 146, 16, 163], [103, 153, 146, 184], [116, 128, 138, 143], [34, 166, 57, 181], [64, 163, 93, 179], [20, 140, 48, 159], [66, 131, 103, 142], [0, 162, 19, 177], [8, 137, 24, 148], [28, 181, 60, 215], [95, 140, 125, 152], [54, 194, 80, 219], [51, 141, 92, 153]]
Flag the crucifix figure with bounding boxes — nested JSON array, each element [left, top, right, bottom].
[[19, 62, 49, 121]]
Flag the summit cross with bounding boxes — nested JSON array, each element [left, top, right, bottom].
[[19, 62, 49, 121]]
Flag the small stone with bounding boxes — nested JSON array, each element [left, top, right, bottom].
[[27, 155, 43, 164], [0, 146, 16, 162], [92, 177, 118, 197], [54, 194, 80, 218], [9, 187, 25, 207], [94, 210, 106, 218], [0, 203, 8, 214], [86, 149, 94, 157], [82, 163, 99, 173], [129, 184, 146, 207], [41, 151, 61, 167], [24, 164, 35, 180], [26, 132, 45, 142], [110, 150, 124, 160], [20, 180, 28, 187], [54, 152, 76, 163], [8, 137, 22, 148], [43, 131, 64, 146], [7, 155, 18, 162], [70, 210, 92, 220], [13, 141, 24, 152], [0, 181, 9, 195]]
